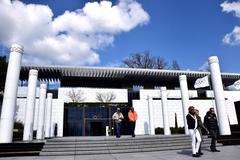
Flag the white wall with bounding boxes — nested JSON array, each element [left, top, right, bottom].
[[17, 87, 40, 98], [132, 100, 149, 135], [15, 88, 240, 137], [51, 99, 64, 137], [139, 89, 198, 99], [133, 89, 239, 135], [58, 87, 128, 103], [16, 98, 64, 137]]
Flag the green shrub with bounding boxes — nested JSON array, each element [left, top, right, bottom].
[[170, 127, 185, 134], [155, 127, 185, 134], [13, 122, 24, 141], [155, 127, 164, 134]]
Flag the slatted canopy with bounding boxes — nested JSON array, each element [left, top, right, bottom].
[[20, 65, 240, 89]]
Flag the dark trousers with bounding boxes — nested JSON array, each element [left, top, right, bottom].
[[198, 143, 202, 153], [115, 122, 121, 138], [209, 129, 217, 150], [129, 121, 136, 137]]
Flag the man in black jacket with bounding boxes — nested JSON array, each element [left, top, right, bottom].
[[186, 106, 202, 157], [204, 108, 220, 152]]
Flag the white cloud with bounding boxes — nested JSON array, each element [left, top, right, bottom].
[[221, 1, 240, 17], [0, 0, 149, 65], [221, 1, 240, 46], [223, 26, 240, 45], [198, 61, 209, 72]]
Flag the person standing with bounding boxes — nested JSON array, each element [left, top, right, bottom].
[[204, 108, 220, 152], [128, 107, 138, 137], [112, 108, 124, 138], [186, 106, 202, 157], [195, 109, 209, 155]]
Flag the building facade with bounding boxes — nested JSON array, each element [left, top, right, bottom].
[[13, 65, 240, 137]]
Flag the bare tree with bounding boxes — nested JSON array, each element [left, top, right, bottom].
[[122, 52, 155, 68], [67, 89, 85, 103], [96, 92, 116, 103], [170, 60, 180, 70], [122, 51, 176, 69], [155, 57, 168, 69]]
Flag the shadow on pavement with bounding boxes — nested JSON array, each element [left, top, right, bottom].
[[177, 149, 192, 157]]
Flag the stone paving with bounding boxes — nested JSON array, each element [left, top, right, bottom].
[[1, 145, 240, 160]]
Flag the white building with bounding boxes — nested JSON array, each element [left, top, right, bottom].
[[13, 64, 239, 137], [1, 45, 238, 144]]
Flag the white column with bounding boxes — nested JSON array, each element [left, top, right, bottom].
[[208, 56, 231, 135], [23, 69, 38, 141], [147, 97, 155, 135], [45, 93, 53, 138], [36, 84, 47, 140], [179, 75, 189, 135], [160, 87, 171, 135], [0, 44, 23, 143]]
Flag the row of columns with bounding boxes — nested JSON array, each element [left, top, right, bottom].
[[147, 56, 231, 136], [24, 76, 54, 141], [147, 87, 171, 135], [0, 44, 54, 143], [0, 44, 24, 143], [0, 43, 231, 143]]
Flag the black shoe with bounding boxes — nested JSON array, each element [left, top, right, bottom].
[[197, 152, 203, 155], [192, 154, 200, 157], [211, 149, 220, 152]]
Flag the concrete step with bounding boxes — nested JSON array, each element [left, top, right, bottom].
[[43, 139, 197, 148], [42, 141, 211, 152], [45, 137, 191, 145], [40, 135, 217, 156], [47, 135, 190, 142], [40, 144, 212, 156], [0, 142, 44, 157]]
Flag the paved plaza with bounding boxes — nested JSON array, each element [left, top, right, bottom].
[[0, 145, 239, 160]]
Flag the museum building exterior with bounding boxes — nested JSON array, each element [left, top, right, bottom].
[[0, 44, 239, 143]]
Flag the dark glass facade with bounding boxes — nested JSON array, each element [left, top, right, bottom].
[[63, 104, 130, 136]]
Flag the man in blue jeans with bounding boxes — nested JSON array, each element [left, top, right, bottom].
[[112, 108, 124, 138]]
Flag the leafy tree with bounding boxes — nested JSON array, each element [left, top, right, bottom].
[[0, 56, 7, 94], [122, 51, 180, 70]]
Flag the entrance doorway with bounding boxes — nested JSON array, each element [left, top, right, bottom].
[[63, 104, 129, 136], [234, 101, 240, 123], [90, 121, 103, 136]]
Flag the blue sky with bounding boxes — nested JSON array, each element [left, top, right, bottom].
[[0, 0, 239, 72]]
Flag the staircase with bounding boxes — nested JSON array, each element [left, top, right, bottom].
[[40, 135, 217, 156], [0, 142, 44, 157]]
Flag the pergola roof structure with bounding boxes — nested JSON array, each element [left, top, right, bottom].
[[20, 65, 240, 89]]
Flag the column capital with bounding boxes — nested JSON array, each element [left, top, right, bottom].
[[40, 84, 47, 89], [10, 44, 24, 54], [179, 75, 187, 81], [29, 69, 38, 76], [160, 86, 167, 91], [47, 93, 53, 98], [208, 56, 219, 64]]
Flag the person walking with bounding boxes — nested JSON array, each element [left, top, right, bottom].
[[204, 107, 220, 152], [195, 109, 209, 155], [112, 108, 124, 138], [186, 106, 202, 157], [128, 107, 138, 137]]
